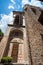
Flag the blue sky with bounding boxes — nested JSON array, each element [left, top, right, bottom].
[[0, 0, 43, 33]]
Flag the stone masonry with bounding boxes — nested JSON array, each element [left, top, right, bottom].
[[0, 5, 43, 65], [24, 5, 43, 65]]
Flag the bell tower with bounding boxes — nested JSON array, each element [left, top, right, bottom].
[[0, 11, 29, 65], [7, 11, 29, 64]]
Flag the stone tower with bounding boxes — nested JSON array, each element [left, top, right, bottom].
[[0, 5, 43, 65], [38, 0, 43, 2]]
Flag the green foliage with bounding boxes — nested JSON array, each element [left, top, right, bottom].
[[1, 56, 12, 63], [0, 29, 4, 36], [0, 32, 3, 36]]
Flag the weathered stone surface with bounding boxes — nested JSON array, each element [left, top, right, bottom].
[[24, 5, 43, 65], [0, 5, 43, 65]]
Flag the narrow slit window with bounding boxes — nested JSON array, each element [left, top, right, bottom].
[[41, 34, 43, 41], [38, 11, 43, 25], [31, 8, 36, 14], [24, 7, 27, 11]]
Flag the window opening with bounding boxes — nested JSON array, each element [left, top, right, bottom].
[[14, 15, 19, 25], [31, 8, 36, 14], [38, 11, 43, 25], [41, 34, 43, 40], [11, 43, 19, 62]]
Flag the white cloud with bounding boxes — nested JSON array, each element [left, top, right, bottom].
[[22, 0, 29, 4], [0, 12, 13, 33], [30, 0, 42, 7], [10, 0, 15, 4], [8, 5, 14, 9], [8, 0, 16, 10], [22, 0, 30, 7], [22, 0, 43, 9]]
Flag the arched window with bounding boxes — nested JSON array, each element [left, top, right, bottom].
[[3, 29, 23, 62], [13, 14, 23, 26], [9, 29, 23, 42], [13, 15, 19, 25]]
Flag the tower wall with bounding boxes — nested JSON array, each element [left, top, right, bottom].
[[0, 5, 43, 65], [24, 5, 43, 65]]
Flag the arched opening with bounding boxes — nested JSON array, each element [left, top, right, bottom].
[[3, 29, 23, 63], [9, 29, 23, 42], [11, 42, 19, 62], [13, 14, 23, 26], [19, 14, 23, 26], [13, 15, 19, 25]]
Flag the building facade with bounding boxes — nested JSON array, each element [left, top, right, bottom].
[[0, 5, 43, 65]]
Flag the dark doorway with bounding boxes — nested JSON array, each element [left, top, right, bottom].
[[11, 43, 19, 62]]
